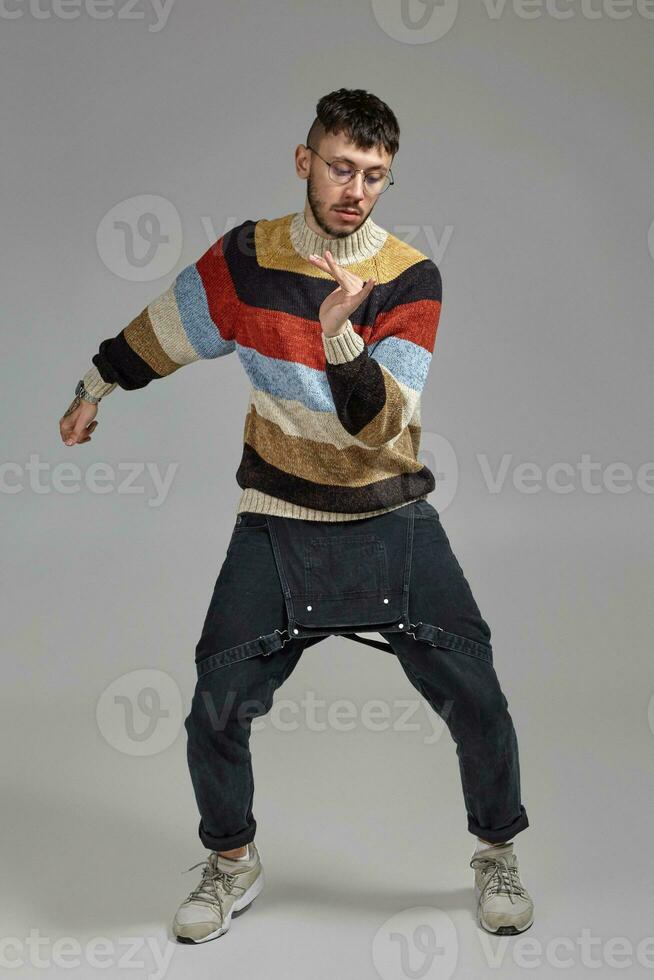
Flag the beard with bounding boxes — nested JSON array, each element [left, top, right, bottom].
[[306, 175, 375, 239]]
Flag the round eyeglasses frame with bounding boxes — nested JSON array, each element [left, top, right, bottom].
[[306, 144, 395, 196]]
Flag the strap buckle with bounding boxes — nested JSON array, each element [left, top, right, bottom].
[[407, 621, 444, 647]]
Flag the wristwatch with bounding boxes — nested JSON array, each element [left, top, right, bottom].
[[75, 379, 101, 405]]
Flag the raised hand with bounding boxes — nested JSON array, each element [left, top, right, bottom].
[[307, 249, 375, 336]]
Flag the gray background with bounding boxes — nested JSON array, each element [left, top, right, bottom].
[[3, 0, 653, 977]]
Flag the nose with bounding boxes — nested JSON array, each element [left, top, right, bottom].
[[345, 171, 366, 201]]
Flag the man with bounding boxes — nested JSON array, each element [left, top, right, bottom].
[[60, 88, 534, 942]]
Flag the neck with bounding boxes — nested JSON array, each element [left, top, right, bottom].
[[290, 208, 388, 265]]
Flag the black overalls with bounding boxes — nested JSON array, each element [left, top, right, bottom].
[[185, 499, 529, 851]]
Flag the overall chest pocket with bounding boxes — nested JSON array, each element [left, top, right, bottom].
[[266, 509, 413, 634], [303, 534, 390, 600]]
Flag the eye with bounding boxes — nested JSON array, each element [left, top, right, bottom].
[[365, 174, 384, 185], [332, 165, 354, 178]]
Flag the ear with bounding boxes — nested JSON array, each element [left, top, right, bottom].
[[294, 144, 311, 179]]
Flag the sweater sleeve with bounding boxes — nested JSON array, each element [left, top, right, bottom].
[[321, 259, 442, 449], [81, 229, 240, 399]]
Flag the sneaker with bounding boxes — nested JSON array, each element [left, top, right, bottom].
[[172, 842, 264, 944], [470, 842, 534, 935]]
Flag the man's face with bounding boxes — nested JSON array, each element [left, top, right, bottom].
[[297, 132, 393, 239]]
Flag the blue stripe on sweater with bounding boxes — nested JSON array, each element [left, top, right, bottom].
[[238, 345, 334, 411], [369, 335, 432, 392], [236, 336, 430, 412]]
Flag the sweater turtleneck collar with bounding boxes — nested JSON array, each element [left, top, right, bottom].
[[289, 209, 388, 266]]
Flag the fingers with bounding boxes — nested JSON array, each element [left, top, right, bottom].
[[60, 400, 98, 443], [348, 277, 376, 301], [345, 277, 376, 312], [325, 278, 377, 333], [60, 418, 75, 444], [66, 422, 98, 446], [323, 251, 357, 290], [307, 252, 331, 273], [60, 416, 99, 446], [308, 250, 362, 292], [308, 251, 341, 281]]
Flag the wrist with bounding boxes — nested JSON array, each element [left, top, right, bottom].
[[81, 367, 117, 401], [75, 379, 100, 405], [322, 320, 365, 365], [321, 321, 348, 339]]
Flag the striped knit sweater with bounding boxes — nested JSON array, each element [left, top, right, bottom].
[[83, 210, 443, 521]]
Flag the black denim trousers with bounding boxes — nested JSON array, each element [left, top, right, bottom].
[[184, 499, 529, 851]]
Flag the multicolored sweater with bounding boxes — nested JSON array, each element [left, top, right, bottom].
[[83, 211, 443, 521]]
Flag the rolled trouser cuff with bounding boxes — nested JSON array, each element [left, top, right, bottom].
[[197, 818, 257, 852], [468, 804, 529, 843]]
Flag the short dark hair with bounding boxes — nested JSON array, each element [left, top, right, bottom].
[[306, 88, 400, 160]]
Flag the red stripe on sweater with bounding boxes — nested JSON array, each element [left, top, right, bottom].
[[372, 297, 442, 350], [236, 303, 372, 369], [237, 296, 442, 368], [196, 238, 241, 342]]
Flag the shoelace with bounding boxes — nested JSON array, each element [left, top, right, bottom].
[[181, 859, 238, 922], [470, 854, 528, 905]]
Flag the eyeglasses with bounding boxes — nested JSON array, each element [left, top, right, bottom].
[[306, 144, 394, 196]]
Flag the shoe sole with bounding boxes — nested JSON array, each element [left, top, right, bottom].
[[174, 866, 265, 944], [474, 884, 534, 936]]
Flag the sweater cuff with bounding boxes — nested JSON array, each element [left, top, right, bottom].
[[83, 366, 118, 399], [322, 320, 365, 365]]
